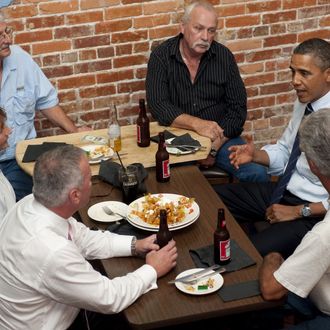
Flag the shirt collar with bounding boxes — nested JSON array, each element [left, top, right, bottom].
[[310, 90, 330, 111]]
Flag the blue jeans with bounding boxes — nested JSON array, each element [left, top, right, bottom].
[[283, 293, 330, 330], [0, 159, 33, 201], [216, 137, 269, 183]]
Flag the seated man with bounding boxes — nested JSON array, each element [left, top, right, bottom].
[[0, 107, 15, 219], [146, 0, 268, 182], [260, 108, 330, 329], [0, 17, 90, 201], [215, 38, 330, 259], [0, 145, 177, 329]]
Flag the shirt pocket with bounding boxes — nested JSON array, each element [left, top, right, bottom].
[[12, 90, 36, 125]]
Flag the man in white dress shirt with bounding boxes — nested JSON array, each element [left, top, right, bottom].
[[215, 38, 330, 258], [0, 145, 178, 330], [0, 107, 15, 220], [260, 108, 330, 329]]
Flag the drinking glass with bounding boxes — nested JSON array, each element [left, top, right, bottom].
[[118, 165, 138, 204]]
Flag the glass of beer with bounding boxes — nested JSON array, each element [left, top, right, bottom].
[[118, 165, 138, 204]]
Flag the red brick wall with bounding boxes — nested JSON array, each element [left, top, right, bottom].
[[2, 0, 330, 146]]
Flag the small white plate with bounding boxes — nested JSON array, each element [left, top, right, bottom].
[[88, 201, 128, 222], [174, 268, 224, 295], [80, 144, 114, 164], [165, 138, 199, 155]]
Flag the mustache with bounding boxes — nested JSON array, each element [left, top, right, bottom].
[[192, 41, 210, 49]]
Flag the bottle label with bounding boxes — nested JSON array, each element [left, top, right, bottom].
[[137, 126, 141, 143], [162, 159, 170, 178], [219, 239, 230, 261]]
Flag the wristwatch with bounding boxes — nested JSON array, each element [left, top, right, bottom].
[[300, 203, 312, 217], [209, 148, 218, 158]]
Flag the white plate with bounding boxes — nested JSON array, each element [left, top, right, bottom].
[[175, 268, 224, 295], [88, 201, 128, 222], [127, 193, 199, 232], [166, 138, 199, 155], [80, 144, 114, 164]]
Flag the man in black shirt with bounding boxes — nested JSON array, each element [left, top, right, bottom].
[[146, 0, 268, 182]]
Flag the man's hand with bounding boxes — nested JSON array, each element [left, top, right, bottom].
[[228, 135, 255, 169], [194, 119, 224, 141], [265, 204, 301, 224], [146, 240, 177, 278], [135, 234, 159, 256], [76, 126, 92, 132], [197, 154, 216, 168]]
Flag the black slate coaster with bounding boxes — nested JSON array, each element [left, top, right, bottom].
[[189, 240, 256, 273], [218, 280, 261, 302], [22, 142, 67, 162]]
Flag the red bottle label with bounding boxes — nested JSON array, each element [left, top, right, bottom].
[[162, 159, 170, 178], [137, 126, 141, 143], [219, 239, 230, 261]]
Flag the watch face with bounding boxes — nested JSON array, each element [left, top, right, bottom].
[[302, 206, 312, 217]]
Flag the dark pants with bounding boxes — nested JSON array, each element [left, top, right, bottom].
[[283, 293, 330, 330], [214, 182, 323, 259], [0, 159, 33, 201], [67, 309, 130, 330]]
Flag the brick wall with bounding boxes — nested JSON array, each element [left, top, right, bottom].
[[2, 0, 330, 146]]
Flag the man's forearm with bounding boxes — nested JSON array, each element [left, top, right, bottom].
[[41, 105, 78, 133], [259, 252, 287, 300], [171, 114, 201, 131], [252, 149, 270, 167]]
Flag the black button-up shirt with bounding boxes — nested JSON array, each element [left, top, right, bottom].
[[146, 34, 247, 138]]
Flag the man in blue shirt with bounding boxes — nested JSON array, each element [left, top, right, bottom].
[[0, 19, 89, 200]]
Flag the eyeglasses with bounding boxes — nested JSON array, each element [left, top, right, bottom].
[[0, 26, 13, 43]]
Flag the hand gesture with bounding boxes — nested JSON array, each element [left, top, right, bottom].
[[146, 240, 178, 278], [265, 204, 301, 224], [228, 135, 255, 169], [135, 234, 159, 257]]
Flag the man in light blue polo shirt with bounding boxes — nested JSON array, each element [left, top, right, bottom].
[[0, 19, 89, 200]]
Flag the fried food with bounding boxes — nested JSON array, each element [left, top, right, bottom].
[[131, 193, 194, 225]]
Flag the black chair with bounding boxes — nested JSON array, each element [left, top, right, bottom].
[[200, 166, 234, 185]]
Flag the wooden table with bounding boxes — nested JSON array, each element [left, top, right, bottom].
[[15, 122, 211, 176], [79, 166, 280, 329]]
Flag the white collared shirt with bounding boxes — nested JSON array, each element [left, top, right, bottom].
[[0, 195, 157, 330], [262, 92, 330, 209], [275, 209, 330, 315]]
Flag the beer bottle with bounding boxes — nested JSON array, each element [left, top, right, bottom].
[[136, 98, 150, 147], [108, 104, 121, 152], [156, 209, 173, 248], [214, 208, 231, 265], [156, 131, 170, 182]]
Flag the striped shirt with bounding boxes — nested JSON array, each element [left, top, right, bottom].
[[146, 34, 247, 138]]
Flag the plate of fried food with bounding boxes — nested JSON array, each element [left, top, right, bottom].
[[127, 193, 200, 232], [80, 144, 114, 164]]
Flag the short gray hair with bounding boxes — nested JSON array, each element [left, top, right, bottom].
[[299, 108, 330, 177], [33, 145, 86, 208], [182, 0, 217, 24]]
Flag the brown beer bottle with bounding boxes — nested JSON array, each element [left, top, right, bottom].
[[155, 131, 170, 182], [214, 208, 231, 265], [136, 98, 150, 147], [156, 209, 173, 248]]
